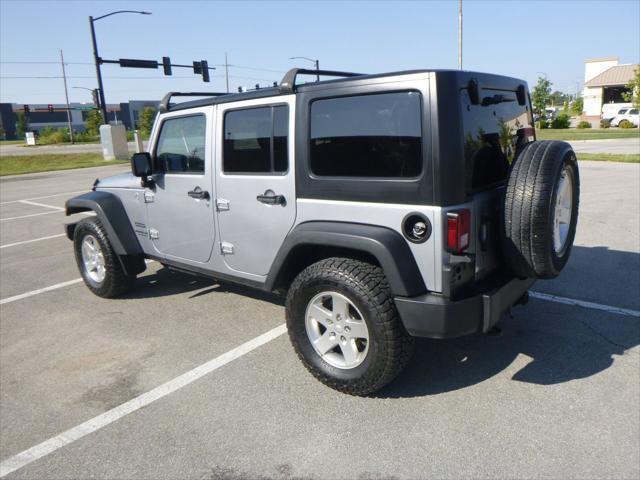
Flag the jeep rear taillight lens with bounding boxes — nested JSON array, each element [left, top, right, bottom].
[[447, 209, 471, 253]]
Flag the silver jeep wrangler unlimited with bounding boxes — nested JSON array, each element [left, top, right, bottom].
[[66, 68, 579, 395]]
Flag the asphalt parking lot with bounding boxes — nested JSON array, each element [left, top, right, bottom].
[[0, 161, 638, 479]]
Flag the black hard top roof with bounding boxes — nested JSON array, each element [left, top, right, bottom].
[[162, 68, 526, 112]]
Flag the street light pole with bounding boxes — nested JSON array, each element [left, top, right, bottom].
[[88, 16, 108, 123], [89, 10, 151, 124]]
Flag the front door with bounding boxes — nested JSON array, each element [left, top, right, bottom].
[[215, 96, 296, 277], [146, 108, 216, 264]]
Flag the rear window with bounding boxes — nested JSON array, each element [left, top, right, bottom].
[[461, 87, 533, 192], [310, 91, 422, 178]]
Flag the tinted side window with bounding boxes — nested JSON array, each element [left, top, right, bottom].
[[155, 115, 206, 174], [223, 105, 289, 173], [630, 109, 638, 115], [310, 92, 422, 177]]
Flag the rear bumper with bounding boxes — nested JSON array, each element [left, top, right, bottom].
[[394, 276, 536, 338]]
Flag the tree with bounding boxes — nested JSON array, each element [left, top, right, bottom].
[[531, 76, 553, 116], [622, 66, 640, 108], [138, 107, 157, 138], [85, 109, 103, 136], [549, 90, 569, 107], [15, 111, 29, 138], [571, 96, 584, 116]]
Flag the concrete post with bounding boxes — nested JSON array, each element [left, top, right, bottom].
[[99, 124, 129, 160], [133, 130, 144, 153]]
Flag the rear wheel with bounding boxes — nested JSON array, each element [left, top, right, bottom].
[[286, 258, 414, 396], [73, 217, 136, 298]]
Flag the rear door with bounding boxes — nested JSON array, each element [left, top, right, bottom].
[[214, 96, 296, 277], [146, 107, 216, 264]]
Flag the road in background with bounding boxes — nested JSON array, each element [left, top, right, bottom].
[[568, 136, 639, 154], [0, 161, 638, 479], [0, 142, 148, 157]]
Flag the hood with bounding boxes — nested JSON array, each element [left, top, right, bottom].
[[95, 172, 142, 190]]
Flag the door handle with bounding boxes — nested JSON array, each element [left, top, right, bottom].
[[188, 187, 210, 200], [257, 192, 286, 206]]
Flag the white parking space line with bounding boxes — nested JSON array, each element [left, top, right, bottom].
[[0, 210, 63, 222], [0, 324, 287, 478], [18, 200, 65, 211], [0, 234, 66, 249], [0, 190, 86, 206], [0, 279, 83, 305], [530, 291, 640, 318]]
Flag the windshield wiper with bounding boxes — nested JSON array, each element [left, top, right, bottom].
[[481, 94, 516, 106]]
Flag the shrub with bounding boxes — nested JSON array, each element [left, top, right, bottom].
[[85, 109, 103, 136], [138, 107, 157, 138], [600, 119, 611, 129], [537, 119, 550, 129], [577, 121, 592, 129], [74, 130, 99, 142], [551, 113, 571, 129], [38, 127, 70, 145], [619, 119, 635, 129]]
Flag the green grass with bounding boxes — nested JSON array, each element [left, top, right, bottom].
[[0, 153, 128, 176], [0, 140, 25, 145], [537, 128, 640, 141], [576, 153, 639, 163]]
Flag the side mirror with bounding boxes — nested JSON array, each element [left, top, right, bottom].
[[131, 152, 152, 178]]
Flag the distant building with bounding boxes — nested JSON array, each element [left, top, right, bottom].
[[582, 57, 638, 119], [0, 100, 160, 139]]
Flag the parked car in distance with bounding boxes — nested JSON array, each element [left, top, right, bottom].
[[610, 108, 639, 127], [601, 104, 631, 122]]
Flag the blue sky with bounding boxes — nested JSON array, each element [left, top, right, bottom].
[[1, 0, 639, 104]]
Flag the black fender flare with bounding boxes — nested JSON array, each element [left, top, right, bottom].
[[65, 191, 145, 276], [265, 221, 427, 297]]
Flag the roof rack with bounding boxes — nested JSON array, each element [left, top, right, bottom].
[[159, 91, 228, 112], [279, 68, 364, 93]]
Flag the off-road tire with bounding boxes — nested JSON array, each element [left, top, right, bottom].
[[503, 140, 580, 279], [73, 217, 136, 298], [286, 257, 414, 396]]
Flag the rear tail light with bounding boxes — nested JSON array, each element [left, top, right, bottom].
[[447, 209, 471, 253]]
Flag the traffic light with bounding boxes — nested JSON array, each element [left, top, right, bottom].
[[92, 89, 100, 108], [47, 104, 54, 113], [23, 105, 30, 115], [192, 61, 202, 75], [162, 57, 172, 76], [201, 60, 210, 82]]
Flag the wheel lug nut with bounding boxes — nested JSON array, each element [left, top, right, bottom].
[[340, 336, 346, 343], [344, 326, 351, 333]]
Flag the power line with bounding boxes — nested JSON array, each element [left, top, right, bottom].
[[0, 61, 94, 65]]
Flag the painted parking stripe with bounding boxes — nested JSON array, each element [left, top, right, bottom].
[[0, 210, 63, 222], [530, 291, 640, 318], [0, 190, 86, 206], [0, 279, 84, 305], [0, 234, 66, 249], [18, 200, 65, 211], [0, 323, 287, 478]]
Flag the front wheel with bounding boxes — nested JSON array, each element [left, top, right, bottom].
[[73, 217, 136, 298], [285, 258, 414, 396]]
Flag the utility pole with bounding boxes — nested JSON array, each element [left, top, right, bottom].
[[59, 50, 74, 144], [458, 0, 463, 70], [225, 52, 230, 93]]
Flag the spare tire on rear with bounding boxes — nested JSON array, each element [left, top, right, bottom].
[[502, 140, 579, 279]]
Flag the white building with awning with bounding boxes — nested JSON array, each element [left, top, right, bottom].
[[582, 57, 638, 119]]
